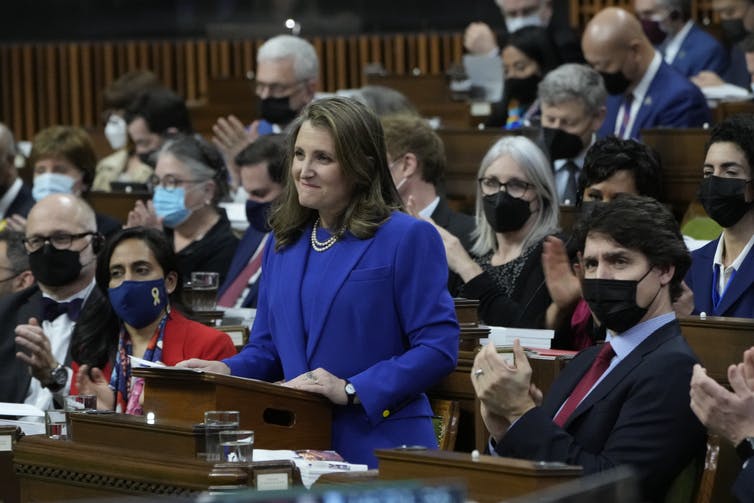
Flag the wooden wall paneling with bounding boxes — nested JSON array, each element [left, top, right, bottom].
[[196, 40, 208, 101], [33, 45, 47, 133], [441, 33, 453, 71], [327, 37, 338, 92], [94, 43, 107, 120], [81, 43, 94, 126], [219, 40, 231, 77], [184, 41, 196, 101], [417, 34, 429, 74], [348, 36, 360, 89], [209, 40, 220, 78], [126, 41, 137, 71], [358, 36, 369, 87], [393, 34, 405, 75], [383, 35, 394, 74], [231, 40, 242, 78], [9, 47, 23, 137], [311, 38, 324, 93], [429, 33, 441, 74], [22, 46, 36, 137], [451, 33, 463, 65], [0, 47, 10, 125], [161, 41, 174, 91], [44, 45, 58, 129], [137, 41, 149, 71], [369, 35, 382, 76], [241, 40, 254, 78], [57, 45, 71, 129], [68, 44, 82, 126], [335, 37, 347, 90]]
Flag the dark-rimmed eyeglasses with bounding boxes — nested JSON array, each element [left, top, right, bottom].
[[478, 177, 533, 198], [23, 232, 97, 253]]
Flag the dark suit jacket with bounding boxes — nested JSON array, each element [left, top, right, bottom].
[[431, 197, 475, 251], [4, 183, 34, 219], [598, 60, 711, 140], [669, 23, 728, 78], [685, 237, 754, 318], [724, 44, 751, 88], [216, 225, 268, 308], [0, 285, 42, 403], [496, 319, 705, 502], [733, 457, 754, 502]]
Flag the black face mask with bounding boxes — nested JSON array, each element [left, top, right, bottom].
[[698, 176, 753, 228], [504, 75, 540, 107], [599, 70, 632, 95], [29, 244, 82, 287], [260, 96, 298, 126], [542, 127, 585, 160], [246, 200, 272, 233], [482, 191, 532, 233], [582, 267, 657, 333], [640, 18, 667, 45], [721, 18, 748, 45], [138, 149, 158, 168]]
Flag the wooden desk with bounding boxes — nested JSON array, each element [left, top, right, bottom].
[[0, 426, 20, 503], [376, 448, 581, 503], [86, 191, 147, 225]]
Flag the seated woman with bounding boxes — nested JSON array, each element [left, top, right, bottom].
[[687, 114, 754, 318], [73, 226, 237, 413], [485, 26, 562, 129], [19, 126, 121, 237], [126, 135, 238, 284], [179, 97, 459, 468], [437, 135, 559, 328]]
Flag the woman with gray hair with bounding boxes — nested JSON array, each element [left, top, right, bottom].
[[125, 134, 238, 283], [433, 135, 559, 328]]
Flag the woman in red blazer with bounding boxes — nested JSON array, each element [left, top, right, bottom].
[[71, 226, 236, 413]]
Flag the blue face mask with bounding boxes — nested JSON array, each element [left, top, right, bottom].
[[153, 187, 191, 228], [108, 278, 169, 329], [246, 200, 272, 232], [32, 173, 75, 201]]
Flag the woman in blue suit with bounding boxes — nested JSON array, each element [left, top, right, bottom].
[[180, 97, 459, 467]]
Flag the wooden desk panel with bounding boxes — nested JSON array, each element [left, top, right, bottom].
[[86, 191, 147, 225]]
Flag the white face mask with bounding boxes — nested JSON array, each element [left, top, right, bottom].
[[104, 115, 128, 150], [505, 13, 544, 33]]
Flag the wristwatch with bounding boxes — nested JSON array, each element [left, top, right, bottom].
[[344, 380, 357, 406], [42, 363, 68, 393], [736, 437, 754, 462]]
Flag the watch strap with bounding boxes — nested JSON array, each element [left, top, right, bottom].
[[344, 380, 356, 406], [736, 437, 754, 462]]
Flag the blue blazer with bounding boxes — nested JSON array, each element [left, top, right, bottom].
[[598, 60, 710, 140], [224, 212, 459, 467], [496, 319, 705, 502], [668, 23, 728, 78], [216, 226, 268, 308], [686, 238, 754, 318]]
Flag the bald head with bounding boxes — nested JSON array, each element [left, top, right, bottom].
[[582, 7, 656, 91], [0, 123, 16, 160], [28, 194, 97, 235]]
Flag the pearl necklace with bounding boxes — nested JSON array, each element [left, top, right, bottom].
[[310, 217, 346, 252]]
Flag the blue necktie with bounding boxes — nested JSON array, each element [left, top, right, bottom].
[[41, 297, 83, 322]]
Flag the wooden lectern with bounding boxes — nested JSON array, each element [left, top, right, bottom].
[[375, 448, 582, 503], [133, 367, 333, 450]]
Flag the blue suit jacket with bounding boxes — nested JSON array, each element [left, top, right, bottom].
[[216, 225, 268, 308], [496, 319, 705, 502], [224, 212, 459, 467], [686, 238, 754, 318], [668, 23, 728, 78], [598, 60, 710, 140]]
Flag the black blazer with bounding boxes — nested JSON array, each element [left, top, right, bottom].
[[431, 197, 475, 252], [0, 285, 42, 403], [5, 183, 34, 219], [496, 319, 706, 503]]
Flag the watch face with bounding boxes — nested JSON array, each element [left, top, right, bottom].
[[345, 383, 355, 395], [52, 367, 68, 387]]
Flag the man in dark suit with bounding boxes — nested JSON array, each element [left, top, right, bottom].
[[0, 194, 101, 409], [635, 0, 728, 78], [691, 346, 754, 503], [472, 195, 705, 503], [582, 7, 710, 140], [0, 123, 35, 223], [217, 136, 284, 309], [381, 114, 475, 251]]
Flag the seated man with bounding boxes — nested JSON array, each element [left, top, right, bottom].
[[538, 63, 607, 205], [217, 135, 284, 309], [690, 346, 754, 503], [582, 7, 710, 140], [635, 0, 728, 78], [381, 114, 475, 251], [473, 195, 705, 502], [686, 114, 754, 318], [0, 230, 34, 298], [0, 123, 34, 223]]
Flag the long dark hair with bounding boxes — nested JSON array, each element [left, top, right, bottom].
[[70, 227, 184, 369]]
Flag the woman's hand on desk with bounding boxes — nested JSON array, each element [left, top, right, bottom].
[[76, 365, 115, 410], [283, 367, 350, 405], [175, 358, 231, 374]]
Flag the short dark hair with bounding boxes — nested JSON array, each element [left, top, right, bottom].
[[0, 230, 28, 273], [125, 88, 193, 136], [577, 194, 690, 302], [503, 26, 562, 76], [581, 136, 663, 201], [103, 70, 162, 112], [381, 114, 446, 187], [234, 134, 286, 184], [705, 114, 754, 173]]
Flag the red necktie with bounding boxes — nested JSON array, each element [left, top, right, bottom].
[[217, 243, 265, 308], [617, 93, 634, 138], [553, 342, 615, 426]]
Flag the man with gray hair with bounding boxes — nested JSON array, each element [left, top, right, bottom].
[[0, 123, 34, 223], [635, 0, 727, 78], [212, 34, 319, 193], [538, 64, 606, 205]]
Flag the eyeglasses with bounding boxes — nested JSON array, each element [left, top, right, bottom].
[[23, 232, 97, 253], [148, 174, 207, 191], [478, 177, 533, 198], [253, 79, 305, 98]]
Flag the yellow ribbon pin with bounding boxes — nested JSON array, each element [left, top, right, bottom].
[[151, 287, 160, 306]]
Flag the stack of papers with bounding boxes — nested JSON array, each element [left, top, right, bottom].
[[0, 402, 46, 435], [702, 84, 753, 102], [252, 449, 368, 488], [481, 326, 555, 349]]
